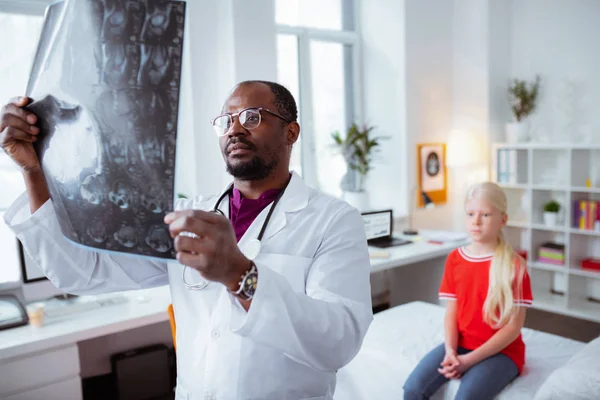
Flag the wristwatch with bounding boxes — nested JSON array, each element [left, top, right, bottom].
[[231, 261, 258, 300]]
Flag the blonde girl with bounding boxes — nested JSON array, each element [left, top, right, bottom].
[[403, 182, 533, 400]]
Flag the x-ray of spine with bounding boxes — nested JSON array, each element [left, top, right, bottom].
[[26, 0, 186, 260]]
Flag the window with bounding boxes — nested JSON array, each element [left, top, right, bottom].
[[0, 11, 45, 285], [275, 0, 359, 197]]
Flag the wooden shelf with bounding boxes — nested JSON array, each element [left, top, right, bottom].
[[530, 262, 566, 273], [498, 183, 529, 190], [569, 228, 600, 237], [531, 223, 567, 233], [531, 287, 567, 313], [569, 266, 600, 280], [531, 184, 568, 191], [571, 186, 600, 194], [507, 220, 529, 228], [494, 143, 600, 323], [566, 298, 600, 324]]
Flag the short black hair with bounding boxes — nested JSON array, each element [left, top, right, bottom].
[[239, 80, 298, 122]]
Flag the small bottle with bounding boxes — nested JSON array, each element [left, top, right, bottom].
[[586, 178, 592, 188]]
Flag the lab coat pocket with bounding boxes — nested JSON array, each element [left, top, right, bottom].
[[257, 252, 312, 293]]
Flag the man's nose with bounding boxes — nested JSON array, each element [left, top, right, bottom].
[[227, 115, 248, 137]]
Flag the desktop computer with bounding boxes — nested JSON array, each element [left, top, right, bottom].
[[362, 210, 412, 248], [17, 238, 69, 303], [17, 239, 128, 320]]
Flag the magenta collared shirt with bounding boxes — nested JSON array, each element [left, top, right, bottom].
[[229, 187, 283, 242]]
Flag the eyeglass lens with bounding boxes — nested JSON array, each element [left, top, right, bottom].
[[213, 109, 261, 136]]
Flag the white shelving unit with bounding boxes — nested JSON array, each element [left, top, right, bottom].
[[493, 143, 600, 323]]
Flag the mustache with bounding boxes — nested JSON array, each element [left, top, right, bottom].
[[226, 138, 256, 153]]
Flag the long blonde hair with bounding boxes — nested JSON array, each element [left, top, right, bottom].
[[465, 182, 525, 328]]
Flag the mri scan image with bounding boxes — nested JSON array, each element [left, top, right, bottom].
[[25, 0, 186, 260]]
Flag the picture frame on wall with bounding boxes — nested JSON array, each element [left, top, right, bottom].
[[417, 143, 447, 207]]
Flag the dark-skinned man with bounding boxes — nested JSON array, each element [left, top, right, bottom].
[[1, 81, 373, 400]]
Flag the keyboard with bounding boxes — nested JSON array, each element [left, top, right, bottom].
[[368, 236, 412, 248], [43, 293, 129, 319]]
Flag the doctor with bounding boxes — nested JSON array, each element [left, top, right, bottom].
[[1, 80, 373, 400]]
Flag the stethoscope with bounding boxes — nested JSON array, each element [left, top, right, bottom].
[[182, 180, 289, 290]]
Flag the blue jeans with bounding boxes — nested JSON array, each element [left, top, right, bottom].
[[403, 343, 518, 400]]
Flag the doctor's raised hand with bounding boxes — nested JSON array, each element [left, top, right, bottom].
[[0, 96, 40, 170], [0, 96, 50, 212]]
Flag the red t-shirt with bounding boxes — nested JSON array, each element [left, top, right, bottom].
[[438, 247, 533, 373]]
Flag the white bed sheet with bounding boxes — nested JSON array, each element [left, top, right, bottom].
[[334, 301, 584, 400]]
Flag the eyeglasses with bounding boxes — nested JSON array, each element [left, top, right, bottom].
[[210, 107, 291, 137]]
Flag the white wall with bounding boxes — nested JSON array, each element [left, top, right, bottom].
[[510, 0, 600, 143], [360, 0, 408, 218], [175, 0, 278, 199], [487, 0, 513, 145], [404, 0, 455, 231], [232, 0, 278, 83]]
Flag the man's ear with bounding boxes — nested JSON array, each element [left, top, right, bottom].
[[287, 121, 300, 145]]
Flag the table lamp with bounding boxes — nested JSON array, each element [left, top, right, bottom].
[[403, 189, 435, 235]]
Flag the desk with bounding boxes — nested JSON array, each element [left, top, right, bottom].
[[0, 287, 171, 400], [0, 237, 465, 400], [370, 236, 468, 307]]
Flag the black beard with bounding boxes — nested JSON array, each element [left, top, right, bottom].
[[226, 155, 278, 181]]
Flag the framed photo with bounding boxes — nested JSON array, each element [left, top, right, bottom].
[[417, 143, 447, 207]]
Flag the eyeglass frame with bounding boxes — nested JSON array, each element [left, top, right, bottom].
[[210, 107, 292, 136]]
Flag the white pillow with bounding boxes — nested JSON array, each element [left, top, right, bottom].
[[534, 335, 600, 400]]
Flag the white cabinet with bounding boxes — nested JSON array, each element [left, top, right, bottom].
[[493, 143, 600, 323], [0, 344, 82, 400]]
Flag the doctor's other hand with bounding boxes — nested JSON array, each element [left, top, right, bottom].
[[0, 97, 41, 172], [165, 209, 252, 291]]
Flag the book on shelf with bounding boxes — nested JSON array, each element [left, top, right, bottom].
[[581, 258, 600, 272], [537, 242, 565, 266], [573, 200, 600, 231], [497, 148, 518, 184]]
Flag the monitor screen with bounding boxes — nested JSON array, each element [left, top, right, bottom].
[[18, 239, 47, 283], [17, 239, 66, 302], [362, 210, 392, 240]]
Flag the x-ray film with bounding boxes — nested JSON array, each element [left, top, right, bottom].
[[26, 0, 186, 260]]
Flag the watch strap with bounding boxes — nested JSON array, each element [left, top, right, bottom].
[[231, 261, 258, 300]]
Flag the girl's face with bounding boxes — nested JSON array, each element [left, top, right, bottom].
[[465, 197, 507, 244]]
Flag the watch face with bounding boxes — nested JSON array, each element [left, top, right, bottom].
[[242, 271, 258, 298]]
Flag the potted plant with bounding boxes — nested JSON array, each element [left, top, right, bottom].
[[543, 200, 560, 226], [506, 76, 541, 143], [331, 123, 385, 210]]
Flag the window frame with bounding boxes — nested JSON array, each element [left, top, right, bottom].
[[276, 0, 363, 190], [0, 2, 48, 288]]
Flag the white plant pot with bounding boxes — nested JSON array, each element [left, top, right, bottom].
[[343, 191, 370, 212], [543, 212, 559, 226], [505, 122, 529, 143]]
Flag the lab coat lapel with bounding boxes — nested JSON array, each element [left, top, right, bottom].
[[262, 171, 309, 241], [236, 172, 309, 253]]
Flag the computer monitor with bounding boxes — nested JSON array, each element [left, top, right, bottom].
[[362, 209, 393, 241], [361, 210, 412, 248], [17, 239, 65, 302]]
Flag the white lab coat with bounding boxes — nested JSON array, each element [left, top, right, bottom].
[[4, 172, 373, 400]]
